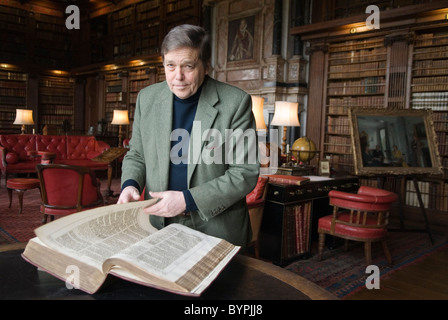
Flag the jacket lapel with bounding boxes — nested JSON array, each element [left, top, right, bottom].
[[188, 78, 219, 185], [154, 87, 174, 190]]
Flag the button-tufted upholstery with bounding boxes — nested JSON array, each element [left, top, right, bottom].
[[0, 134, 110, 185], [318, 186, 398, 266]]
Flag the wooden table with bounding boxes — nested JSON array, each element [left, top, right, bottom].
[[0, 249, 337, 303], [92, 147, 128, 201], [260, 175, 359, 266]]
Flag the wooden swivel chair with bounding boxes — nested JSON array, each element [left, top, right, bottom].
[[36, 163, 105, 224], [318, 186, 398, 265]]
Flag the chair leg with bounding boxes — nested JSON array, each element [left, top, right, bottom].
[[318, 232, 325, 261], [16, 189, 25, 214], [7, 188, 12, 208], [382, 240, 393, 266], [364, 241, 372, 265], [344, 239, 349, 251]]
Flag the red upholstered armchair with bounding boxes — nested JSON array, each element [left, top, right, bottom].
[[246, 175, 269, 258], [36, 163, 104, 224], [318, 186, 398, 265]]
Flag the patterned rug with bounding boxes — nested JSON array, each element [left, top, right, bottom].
[[0, 177, 120, 243], [285, 231, 448, 299]]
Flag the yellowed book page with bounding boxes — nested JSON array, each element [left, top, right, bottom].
[[34, 199, 158, 269], [22, 237, 106, 294], [105, 224, 240, 295]]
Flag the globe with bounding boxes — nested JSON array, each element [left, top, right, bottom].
[[291, 137, 316, 163]]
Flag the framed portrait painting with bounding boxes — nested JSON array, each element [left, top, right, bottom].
[[227, 15, 256, 63]]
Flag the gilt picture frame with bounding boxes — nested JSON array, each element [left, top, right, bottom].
[[348, 107, 443, 176]]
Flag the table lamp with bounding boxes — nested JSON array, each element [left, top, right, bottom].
[[111, 109, 130, 147], [251, 95, 267, 132], [13, 109, 34, 134], [270, 101, 300, 154]]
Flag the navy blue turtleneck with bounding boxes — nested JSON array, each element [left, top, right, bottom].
[[169, 86, 202, 213]]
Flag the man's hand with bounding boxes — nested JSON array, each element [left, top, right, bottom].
[[117, 186, 141, 204], [144, 191, 186, 217]]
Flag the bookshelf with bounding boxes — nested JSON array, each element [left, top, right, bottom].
[[135, 0, 161, 56], [324, 37, 387, 173], [0, 6, 27, 64], [104, 71, 127, 138], [0, 69, 28, 134], [128, 67, 156, 127], [411, 31, 448, 176], [34, 13, 72, 69], [319, 32, 448, 215], [38, 75, 74, 133], [409, 31, 448, 212]]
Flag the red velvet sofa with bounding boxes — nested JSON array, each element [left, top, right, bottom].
[[0, 134, 110, 185]]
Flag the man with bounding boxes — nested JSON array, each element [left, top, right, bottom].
[[118, 24, 260, 248]]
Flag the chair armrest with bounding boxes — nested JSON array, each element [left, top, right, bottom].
[[330, 188, 397, 204], [358, 185, 398, 199], [247, 198, 265, 209], [329, 188, 397, 211]]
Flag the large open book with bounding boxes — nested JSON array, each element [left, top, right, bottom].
[[22, 200, 240, 296]]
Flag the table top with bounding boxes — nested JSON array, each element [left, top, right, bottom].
[[91, 147, 128, 163], [0, 248, 336, 301]]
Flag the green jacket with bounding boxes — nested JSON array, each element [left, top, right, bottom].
[[121, 76, 260, 248]]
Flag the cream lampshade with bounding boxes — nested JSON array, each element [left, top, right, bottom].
[[13, 109, 34, 134], [251, 95, 267, 131], [270, 101, 300, 154], [111, 109, 130, 147]]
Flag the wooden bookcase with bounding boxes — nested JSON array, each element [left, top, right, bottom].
[[324, 37, 387, 173], [128, 67, 156, 125], [38, 75, 75, 133], [135, 0, 161, 56], [0, 6, 27, 64], [104, 71, 127, 138], [33, 13, 72, 69], [296, 4, 448, 217], [0, 69, 28, 134], [409, 31, 448, 212], [411, 31, 448, 175]]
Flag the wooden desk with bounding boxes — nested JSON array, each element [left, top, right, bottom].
[[260, 176, 359, 266], [0, 249, 336, 301]]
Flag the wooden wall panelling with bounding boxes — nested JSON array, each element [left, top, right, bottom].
[[305, 44, 328, 162]]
